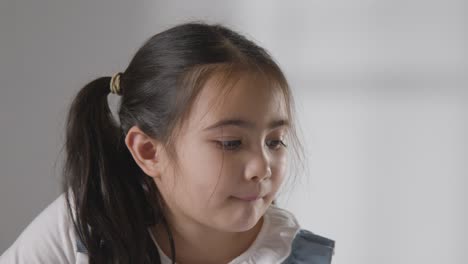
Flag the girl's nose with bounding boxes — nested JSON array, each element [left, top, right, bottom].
[[244, 150, 272, 182]]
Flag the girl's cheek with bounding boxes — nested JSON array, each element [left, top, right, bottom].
[[272, 151, 287, 170]]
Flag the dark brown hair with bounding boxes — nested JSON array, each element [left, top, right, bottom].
[[62, 22, 304, 264]]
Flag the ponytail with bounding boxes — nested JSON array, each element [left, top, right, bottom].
[[62, 77, 162, 263]]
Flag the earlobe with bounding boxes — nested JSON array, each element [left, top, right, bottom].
[[124, 125, 162, 178]]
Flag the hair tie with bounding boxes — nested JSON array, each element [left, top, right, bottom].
[[110, 72, 122, 95]]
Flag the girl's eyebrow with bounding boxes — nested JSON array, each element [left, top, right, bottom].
[[203, 118, 289, 131]]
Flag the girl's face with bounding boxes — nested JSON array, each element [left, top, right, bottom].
[[155, 73, 289, 232]]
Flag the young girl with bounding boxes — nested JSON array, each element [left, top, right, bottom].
[[1, 22, 335, 264]]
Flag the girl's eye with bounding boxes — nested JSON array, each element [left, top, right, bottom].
[[215, 139, 287, 151], [266, 139, 287, 150], [216, 140, 242, 151]]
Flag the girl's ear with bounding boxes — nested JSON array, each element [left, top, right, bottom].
[[124, 125, 165, 178]]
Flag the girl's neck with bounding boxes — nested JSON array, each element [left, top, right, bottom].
[[150, 215, 265, 264]]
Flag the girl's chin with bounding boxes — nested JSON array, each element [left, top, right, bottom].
[[221, 216, 261, 233], [217, 197, 265, 231]]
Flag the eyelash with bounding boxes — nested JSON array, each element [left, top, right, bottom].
[[215, 139, 287, 151]]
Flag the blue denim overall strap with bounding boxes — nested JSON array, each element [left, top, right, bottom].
[[281, 229, 335, 264], [76, 237, 87, 253]]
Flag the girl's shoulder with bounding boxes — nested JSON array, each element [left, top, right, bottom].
[[282, 229, 335, 264], [0, 193, 81, 263]]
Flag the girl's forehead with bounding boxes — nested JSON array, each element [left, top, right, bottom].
[[188, 72, 289, 131]]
